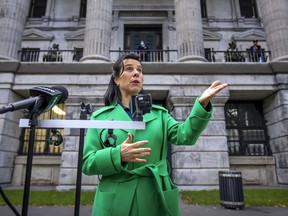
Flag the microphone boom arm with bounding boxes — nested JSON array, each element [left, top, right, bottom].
[[19, 119, 145, 130]]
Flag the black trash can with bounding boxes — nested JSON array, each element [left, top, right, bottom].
[[218, 170, 244, 209]]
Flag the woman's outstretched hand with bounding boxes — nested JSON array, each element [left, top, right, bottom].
[[121, 133, 151, 163], [199, 80, 228, 108]]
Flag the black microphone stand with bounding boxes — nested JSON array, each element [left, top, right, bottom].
[[74, 102, 91, 216], [0, 105, 41, 216], [21, 111, 39, 216]]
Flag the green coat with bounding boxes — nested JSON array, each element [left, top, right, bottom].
[[82, 98, 212, 216]]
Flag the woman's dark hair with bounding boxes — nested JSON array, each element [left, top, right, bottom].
[[104, 53, 142, 106]]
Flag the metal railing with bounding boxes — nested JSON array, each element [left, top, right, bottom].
[[110, 48, 178, 62], [19, 49, 84, 63], [205, 49, 271, 63], [18, 48, 271, 63]]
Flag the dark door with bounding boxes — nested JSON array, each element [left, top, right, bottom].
[[130, 31, 156, 50], [124, 26, 162, 50]]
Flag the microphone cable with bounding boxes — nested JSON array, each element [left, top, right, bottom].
[[100, 128, 117, 148], [0, 185, 20, 216]]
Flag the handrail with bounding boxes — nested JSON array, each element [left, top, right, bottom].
[[18, 48, 271, 63], [109, 48, 178, 62], [204, 49, 272, 63]]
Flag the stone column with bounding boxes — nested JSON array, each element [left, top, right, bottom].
[[0, 61, 22, 184], [81, 0, 113, 62], [264, 69, 288, 184], [0, 0, 30, 60], [259, 0, 288, 61], [174, 0, 206, 62]]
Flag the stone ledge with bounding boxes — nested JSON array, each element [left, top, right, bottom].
[[14, 61, 275, 75], [13, 155, 61, 185], [0, 61, 20, 72], [229, 156, 275, 165], [15, 155, 61, 165]]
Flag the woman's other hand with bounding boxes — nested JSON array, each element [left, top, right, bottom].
[[199, 80, 228, 108], [120, 133, 151, 163]]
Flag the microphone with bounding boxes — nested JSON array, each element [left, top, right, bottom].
[[129, 95, 136, 116], [130, 94, 152, 121], [0, 86, 68, 114]]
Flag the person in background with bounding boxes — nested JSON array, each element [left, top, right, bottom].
[[137, 40, 149, 61], [82, 53, 228, 216], [250, 40, 262, 62]]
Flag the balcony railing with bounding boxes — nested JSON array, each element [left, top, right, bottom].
[[19, 49, 84, 63], [205, 49, 272, 63], [109, 48, 178, 62], [18, 48, 271, 63]]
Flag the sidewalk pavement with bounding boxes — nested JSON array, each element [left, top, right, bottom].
[[1, 185, 287, 216], [0, 200, 287, 216]]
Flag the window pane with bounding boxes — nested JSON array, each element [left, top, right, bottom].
[[200, 0, 207, 18], [227, 129, 239, 140], [80, 0, 87, 17], [243, 129, 265, 141], [228, 141, 241, 155], [225, 104, 238, 127], [239, 104, 263, 127], [247, 143, 265, 156], [29, 0, 48, 18], [239, 0, 258, 18], [19, 103, 66, 155]]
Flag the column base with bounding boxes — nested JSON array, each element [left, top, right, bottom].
[[80, 54, 111, 63], [178, 55, 208, 63], [0, 55, 16, 61], [271, 55, 288, 62]]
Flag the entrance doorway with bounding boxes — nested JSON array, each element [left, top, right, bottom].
[[124, 25, 163, 61], [124, 25, 162, 50]]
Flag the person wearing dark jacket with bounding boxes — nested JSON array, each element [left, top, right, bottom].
[[250, 40, 262, 62]]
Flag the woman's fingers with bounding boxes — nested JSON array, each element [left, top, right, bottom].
[[120, 135, 151, 163], [199, 81, 228, 108], [124, 133, 133, 143]]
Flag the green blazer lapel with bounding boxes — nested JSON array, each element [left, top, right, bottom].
[[104, 104, 136, 136], [103, 104, 158, 136], [105, 104, 131, 121], [143, 110, 157, 123]]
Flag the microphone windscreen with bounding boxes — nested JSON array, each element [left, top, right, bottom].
[[52, 86, 69, 103]]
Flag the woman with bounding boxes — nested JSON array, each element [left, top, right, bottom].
[[82, 53, 228, 216]]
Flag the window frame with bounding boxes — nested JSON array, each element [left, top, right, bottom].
[[239, 0, 258, 18], [80, 0, 87, 18], [200, 0, 207, 18], [19, 103, 66, 156], [28, 0, 48, 18], [225, 101, 271, 156]]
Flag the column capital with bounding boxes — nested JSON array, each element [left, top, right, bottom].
[[80, 54, 111, 63], [178, 55, 208, 63]]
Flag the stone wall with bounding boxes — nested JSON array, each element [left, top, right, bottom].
[[0, 61, 287, 189]]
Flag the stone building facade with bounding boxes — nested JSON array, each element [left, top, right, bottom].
[[0, 0, 288, 190]]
